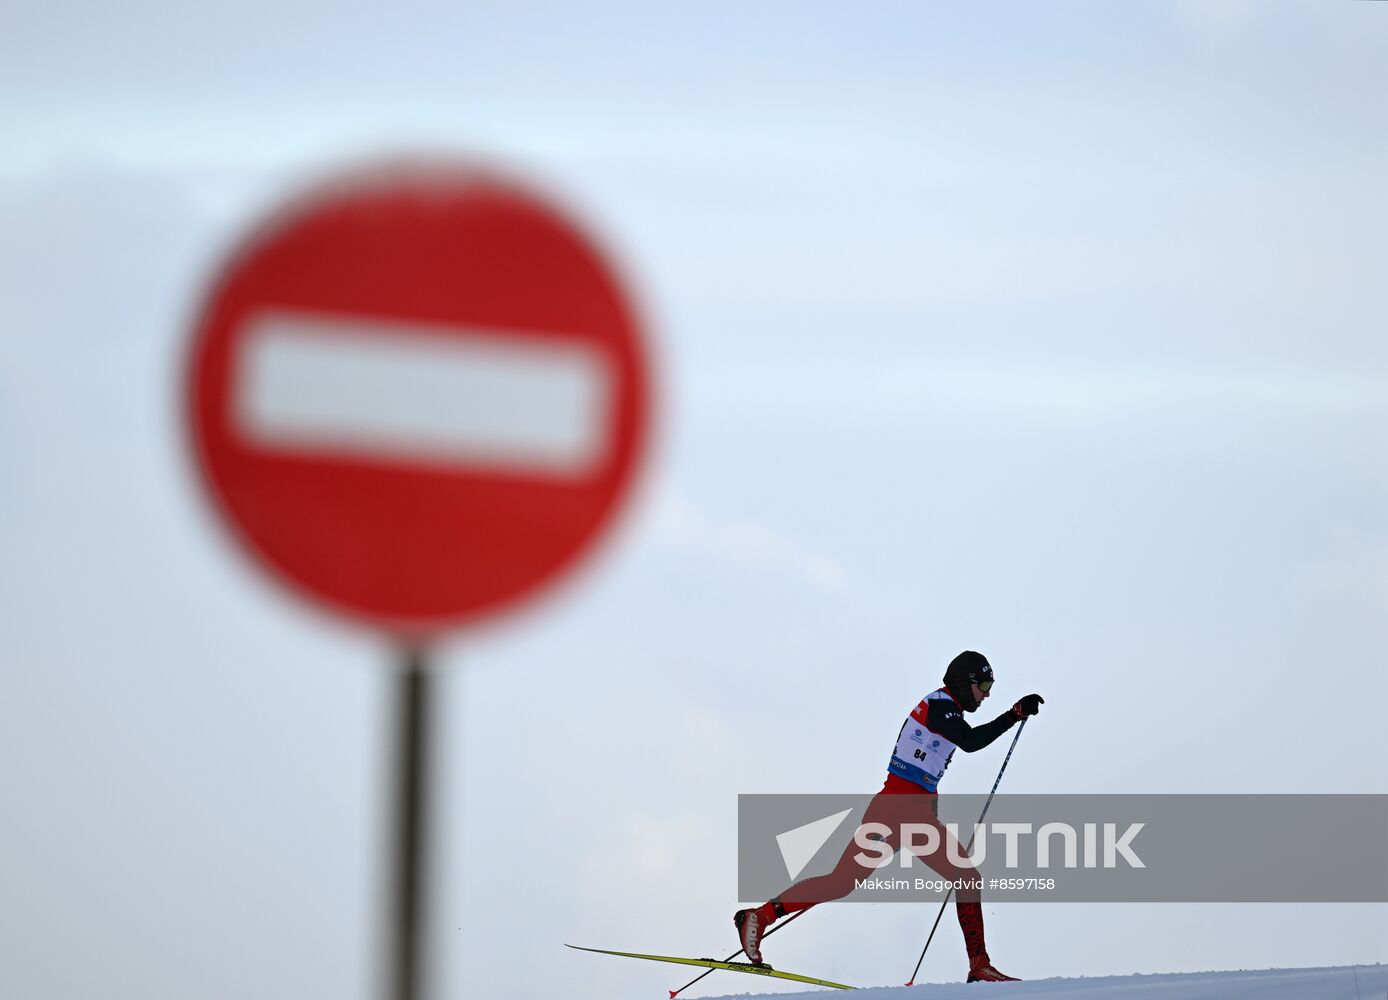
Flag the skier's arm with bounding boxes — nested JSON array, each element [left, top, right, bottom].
[[926, 699, 1018, 752]]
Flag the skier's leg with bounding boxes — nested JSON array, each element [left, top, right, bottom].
[[904, 809, 987, 964], [774, 790, 914, 914], [731, 794, 909, 963], [909, 810, 1018, 980], [735, 789, 927, 965]]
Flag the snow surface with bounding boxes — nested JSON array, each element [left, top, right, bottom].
[[705, 965, 1388, 1000]]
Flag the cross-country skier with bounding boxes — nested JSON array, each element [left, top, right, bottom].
[[734, 650, 1043, 983]]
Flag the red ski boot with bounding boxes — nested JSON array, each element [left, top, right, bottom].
[[733, 907, 771, 965], [967, 953, 1021, 982]]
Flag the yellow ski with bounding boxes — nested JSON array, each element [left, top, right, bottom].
[[565, 943, 856, 990]]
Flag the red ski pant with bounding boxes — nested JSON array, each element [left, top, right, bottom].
[[766, 777, 987, 961]]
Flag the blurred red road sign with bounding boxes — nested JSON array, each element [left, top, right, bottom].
[[186, 163, 651, 635]]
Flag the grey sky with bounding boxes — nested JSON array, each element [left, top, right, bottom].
[[2, 2, 1385, 998]]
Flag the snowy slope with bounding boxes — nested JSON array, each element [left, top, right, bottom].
[[705, 965, 1388, 1000]]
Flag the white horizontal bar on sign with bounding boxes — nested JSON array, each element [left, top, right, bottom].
[[234, 309, 614, 477]]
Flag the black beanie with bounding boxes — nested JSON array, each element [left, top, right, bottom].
[[943, 650, 993, 710]]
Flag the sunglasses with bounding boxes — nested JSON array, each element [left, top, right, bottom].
[[975, 678, 994, 693]]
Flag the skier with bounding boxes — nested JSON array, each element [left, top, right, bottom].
[[734, 650, 1043, 983]]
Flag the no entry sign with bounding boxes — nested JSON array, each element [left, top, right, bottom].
[[186, 163, 651, 634]]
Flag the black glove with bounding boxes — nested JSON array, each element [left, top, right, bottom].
[[1012, 693, 1045, 719]]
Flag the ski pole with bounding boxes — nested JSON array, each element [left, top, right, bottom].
[[904, 719, 1026, 987], [667, 908, 809, 998]]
